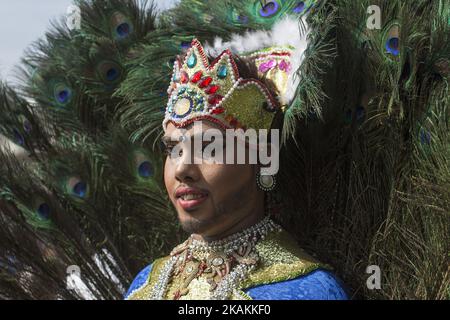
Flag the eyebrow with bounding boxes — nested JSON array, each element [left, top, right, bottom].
[[161, 132, 224, 145], [161, 136, 174, 145]]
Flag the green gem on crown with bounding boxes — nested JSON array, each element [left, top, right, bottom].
[[187, 53, 197, 68], [217, 65, 228, 79]]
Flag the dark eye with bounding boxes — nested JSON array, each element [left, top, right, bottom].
[[162, 144, 172, 155], [164, 145, 183, 159]]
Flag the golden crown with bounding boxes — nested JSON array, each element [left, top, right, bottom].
[[163, 39, 286, 131]]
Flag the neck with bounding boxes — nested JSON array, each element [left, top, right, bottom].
[[192, 193, 266, 243]]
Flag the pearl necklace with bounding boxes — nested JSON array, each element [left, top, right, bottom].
[[150, 216, 281, 300]]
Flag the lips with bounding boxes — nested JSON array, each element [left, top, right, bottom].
[[175, 187, 209, 211]]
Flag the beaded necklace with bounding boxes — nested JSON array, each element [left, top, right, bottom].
[[150, 216, 281, 300]]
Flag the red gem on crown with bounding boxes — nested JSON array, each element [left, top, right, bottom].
[[180, 71, 189, 84], [191, 71, 203, 83], [211, 107, 225, 114], [205, 85, 220, 94], [199, 77, 213, 88], [208, 95, 223, 105]]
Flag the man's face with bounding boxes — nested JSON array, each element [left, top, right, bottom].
[[163, 121, 261, 238]]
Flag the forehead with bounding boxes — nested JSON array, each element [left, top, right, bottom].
[[164, 121, 225, 137], [163, 120, 258, 151]]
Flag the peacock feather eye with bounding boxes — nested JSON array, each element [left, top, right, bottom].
[[18, 115, 32, 133], [138, 161, 154, 178], [386, 37, 399, 56], [383, 22, 400, 57], [292, 0, 315, 14], [13, 128, 25, 146], [116, 22, 131, 37], [133, 151, 154, 179], [227, 6, 249, 25], [237, 14, 249, 24], [18, 197, 54, 229], [259, 1, 281, 17], [23, 120, 32, 133], [97, 61, 123, 85], [107, 68, 119, 81], [66, 177, 88, 199], [53, 83, 73, 106], [292, 1, 306, 13], [73, 182, 87, 198], [37, 202, 51, 220], [110, 12, 133, 40], [419, 129, 431, 145]]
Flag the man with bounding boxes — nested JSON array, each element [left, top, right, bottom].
[[125, 38, 348, 300]]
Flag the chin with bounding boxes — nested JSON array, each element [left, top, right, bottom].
[[178, 215, 214, 235], [177, 205, 209, 220]]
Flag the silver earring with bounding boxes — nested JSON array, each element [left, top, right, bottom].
[[257, 173, 276, 192]]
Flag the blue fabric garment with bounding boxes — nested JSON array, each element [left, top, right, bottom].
[[125, 264, 152, 299], [244, 269, 349, 300], [125, 265, 349, 300]]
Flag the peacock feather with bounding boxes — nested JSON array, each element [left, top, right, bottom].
[[0, 0, 448, 300]]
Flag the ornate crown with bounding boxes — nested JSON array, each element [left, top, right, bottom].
[[163, 39, 284, 131]]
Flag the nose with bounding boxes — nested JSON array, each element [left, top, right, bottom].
[[174, 146, 200, 183]]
